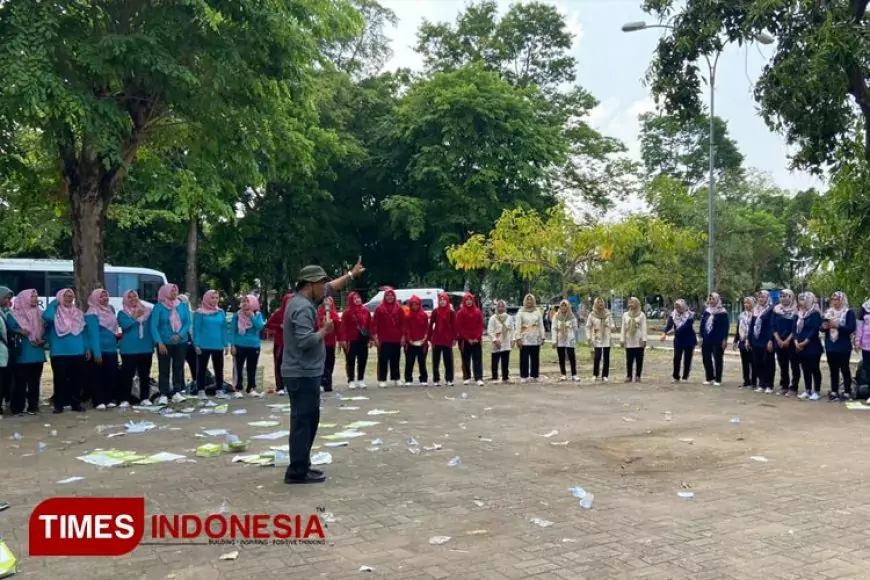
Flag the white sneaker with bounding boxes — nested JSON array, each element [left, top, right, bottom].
[[764, 388, 774, 394], [463, 380, 471, 386], [475, 380, 484, 387], [754, 387, 764, 393], [810, 392, 821, 401], [96, 404, 107, 410], [140, 399, 153, 407], [197, 391, 207, 400], [358, 382, 368, 389], [107, 402, 117, 408], [171, 392, 186, 403], [713, 382, 722, 386], [276, 389, 286, 396], [572, 376, 579, 382], [157, 395, 169, 405], [446, 381, 454, 387], [390, 380, 399, 387], [378, 382, 387, 388], [559, 375, 567, 382], [247, 390, 259, 398], [702, 381, 713, 386], [215, 391, 230, 400], [348, 382, 357, 390], [119, 401, 130, 409], [603, 377, 610, 383], [520, 378, 528, 384], [670, 378, 679, 384], [797, 391, 810, 400], [420, 382, 429, 387], [433, 381, 441, 387], [232, 391, 244, 399]]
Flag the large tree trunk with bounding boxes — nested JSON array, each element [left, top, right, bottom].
[[70, 185, 108, 306], [185, 215, 199, 308]]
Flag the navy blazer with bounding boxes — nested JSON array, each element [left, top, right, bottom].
[[665, 315, 697, 349], [700, 311, 730, 344], [749, 308, 774, 349], [793, 311, 823, 356], [823, 309, 856, 353]]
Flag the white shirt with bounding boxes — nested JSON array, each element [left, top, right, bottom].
[[551, 314, 578, 348], [620, 311, 648, 348], [514, 309, 545, 346], [586, 311, 616, 348], [487, 314, 515, 353]]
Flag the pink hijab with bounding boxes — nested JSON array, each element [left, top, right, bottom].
[[87, 288, 119, 333], [237, 294, 260, 333], [11, 289, 43, 341], [123, 290, 152, 338], [158, 284, 182, 333], [197, 290, 220, 314], [53, 289, 85, 337]]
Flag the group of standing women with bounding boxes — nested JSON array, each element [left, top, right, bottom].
[[0, 283, 266, 417]]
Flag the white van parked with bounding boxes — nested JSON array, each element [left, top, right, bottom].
[[364, 288, 444, 314], [0, 259, 168, 312]]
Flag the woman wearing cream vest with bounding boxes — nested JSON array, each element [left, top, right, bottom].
[[487, 300, 515, 383], [515, 294, 546, 383], [586, 297, 615, 382], [620, 297, 648, 383]]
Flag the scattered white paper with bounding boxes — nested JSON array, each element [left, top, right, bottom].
[[530, 517, 553, 528], [219, 550, 239, 560], [338, 396, 369, 401], [621, 417, 637, 422], [423, 443, 442, 451], [540, 430, 559, 438], [324, 441, 349, 448], [332, 430, 366, 439], [311, 452, 333, 465], [57, 476, 84, 484], [202, 429, 229, 437], [550, 441, 570, 446], [677, 491, 695, 499], [248, 421, 281, 428], [750, 456, 769, 463], [370, 438, 383, 446], [250, 431, 291, 441], [125, 421, 156, 434], [338, 406, 360, 411], [179, 407, 196, 413], [428, 536, 451, 545], [344, 421, 380, 429], [161, 413, 191, 419], [367, 409, 399, 416], [359, 565, 374, 572], [232, 409, 247, 415]]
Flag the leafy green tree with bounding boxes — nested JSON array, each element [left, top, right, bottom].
[[415, 0, 634, 210], [0, 0, 360, 300], [641, 0, 870, 168], [638, 112, 744, 184]]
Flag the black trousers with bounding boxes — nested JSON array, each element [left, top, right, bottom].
[[458, 341, 470, 379], [673, 346, 693, 380], [346, 339, 368, 382], [235, 346, 261, 391], [404, 344, 429, 383], [593, 347, 611, 379], [120, 352, 152, 403], [739, 348, 756, 386], [196, 349, 225, 394], [775, 347, 801, 390], [274, 346, 284, 391], [799, 353, 822, 393], [320, 346, 335, 391], [186, 341, 198, 381], [520, 345, 541, 379], [0, 365, 10, 410], [284, 376, 321, 479], [157, 343, 186, 395], [11, 362, 43, 414], [826, 350, 853, 394], [377, 342, 401, 382], [432, 345, 454, 383], [557, 346, 577, 376], [491, 351, 510, 380], [90, 353, 119, 407], [50, 355, 85, 411], [626, 347, 644, 378], [702, 342, 725, 383], [461, 342, 483, 381], [751, 346, 774, 388]]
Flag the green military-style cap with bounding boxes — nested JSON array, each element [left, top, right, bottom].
[[296, 265, 329, 283]]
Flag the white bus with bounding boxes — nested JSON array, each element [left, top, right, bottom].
[[0, 259, 169, 311]]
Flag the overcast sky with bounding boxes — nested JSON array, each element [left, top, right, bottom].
[[379, 0, 826, 199]]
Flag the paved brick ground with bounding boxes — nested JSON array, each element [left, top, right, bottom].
[[3, 344, 870, 580]]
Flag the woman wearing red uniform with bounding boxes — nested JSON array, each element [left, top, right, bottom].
[[456, 292, 484, 386], [372, 288, 404, 388], [340, 292, 371, 389], [428, 293, 457, 386], [265, 292, 292, 395], [317, 296, 341, 392], [403, 295, 429, 386]]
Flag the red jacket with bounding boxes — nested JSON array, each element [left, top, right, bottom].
[[371, 288, 404, 344], [428, 293, 456, 347], [266, 293, 293, 348], [403, 295, 429, 344], [455, 292, 484, 342], [340, 292, 371, 342], [317, 297, 341, 348]]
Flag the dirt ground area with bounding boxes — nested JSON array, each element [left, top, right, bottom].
[[3, 342, 870, 580]]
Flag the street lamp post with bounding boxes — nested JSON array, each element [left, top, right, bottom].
[[621, 21, 773, 296]]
